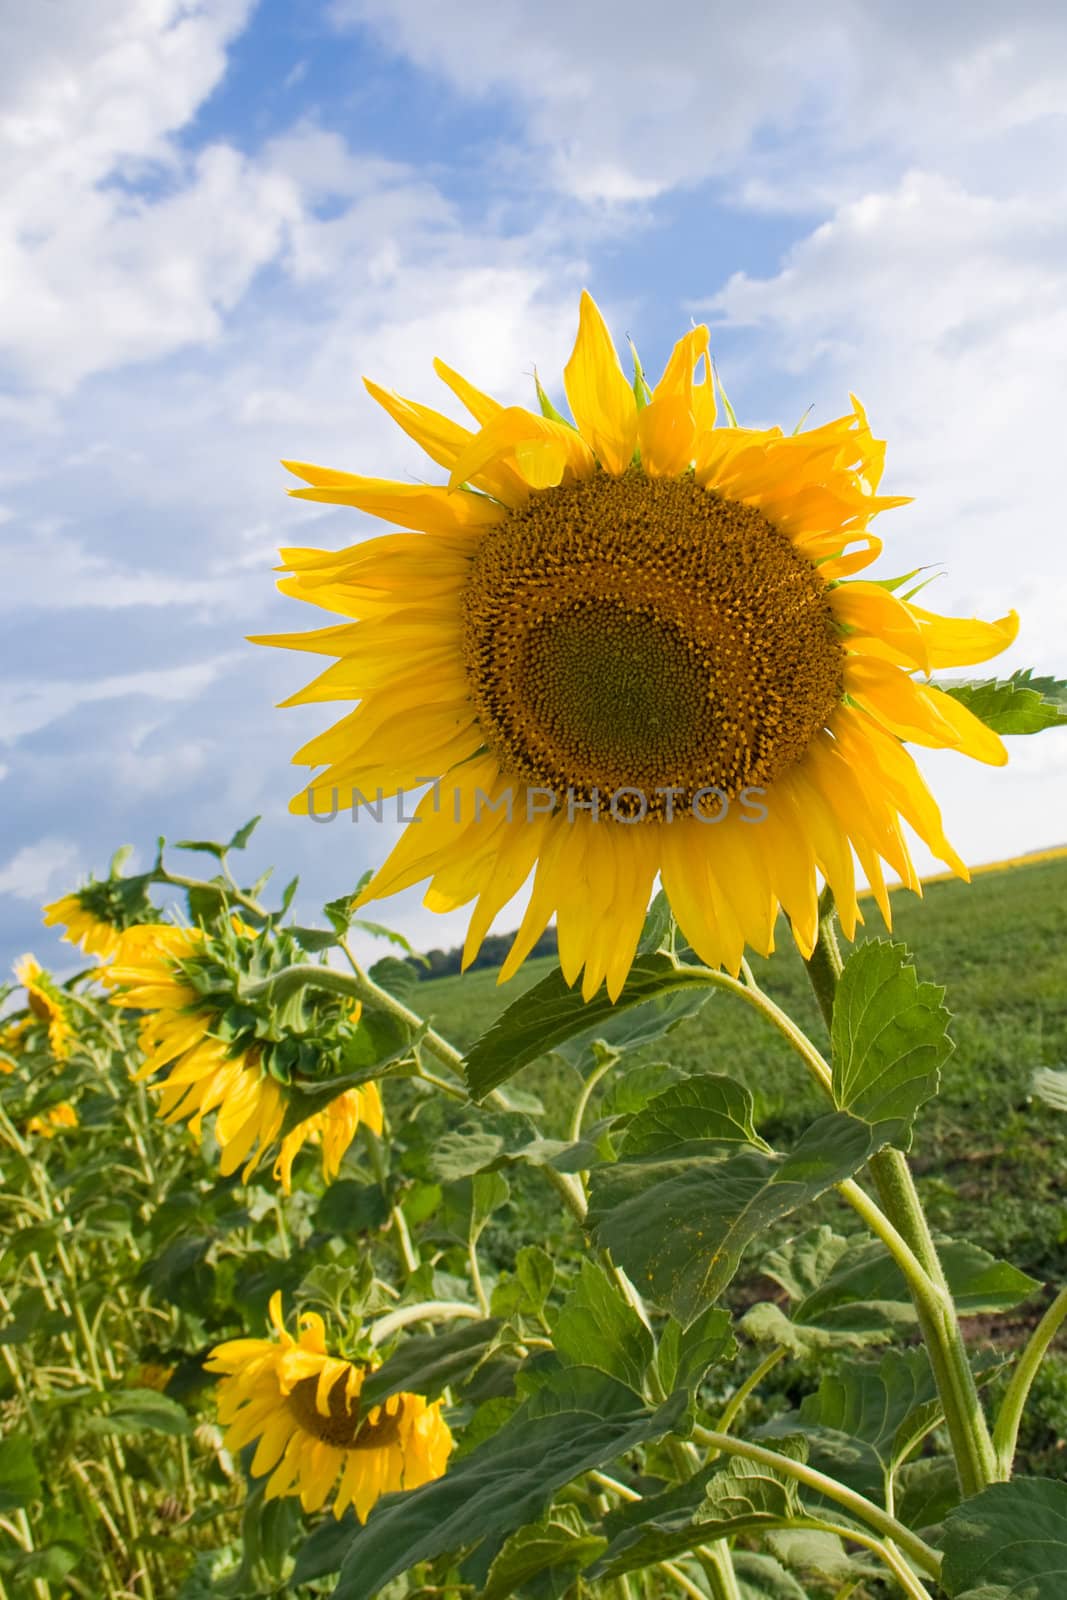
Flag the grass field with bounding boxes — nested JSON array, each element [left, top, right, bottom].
[[417, 853, 1067, 1471]]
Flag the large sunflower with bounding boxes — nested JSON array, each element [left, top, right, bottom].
[[258, 292, 1017, 1000], [204, 1292, 453, 1520], [104, 924, 380, 1185]]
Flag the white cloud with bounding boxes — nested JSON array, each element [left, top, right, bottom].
[[331, 0, 1067, 204], [0, 655, 242, 742], [0, 837, 81, 901], [0, 0, 299, 391]]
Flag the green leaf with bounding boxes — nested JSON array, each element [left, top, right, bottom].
[[314, 1180, 390, 1236], [291, 1511, 357, 1584], [940, 670, 1067, 735], [732, 1551, 809, 1600], [594, 1445, 806, 1578], [551, 1261, 654, 1390], [360, 1319, 502, 1408], [0, 1435, 42, 1510], [516, 1246, 555, 1314], [637, 889, 674, 954], [831, 941, 952, 1147], [656, 1306, 736, 1395], [332, 1368, 688, 1600], [942, 1477, 1067, 1598], [895, 1455, 960, 1532], [442, 1171, 510, 1243], [756, 1349, 939, 1500], [85, 1387, 192, 1438], [588, 1112, 881, 1326], [481, 1513, 607, 1600], [11, 1542, 82, 1584], [463, 954, 717, 1099], [174, 836, 227, 859], [351, 918, 426, 961], [621, 1075, 767, 1158], [749, 1228, 1039, 1352], [1031, 1067, 1067, 1112], [228, 816, 261, 851]]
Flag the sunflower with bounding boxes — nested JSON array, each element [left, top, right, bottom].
[[257, 292, 1017, 1000], [25, 1101, 78, 1138], [13, 955, 73, 1059], [0, 1017, 30, 1070], [43, 891, 126, 960], [204, 1292, 453, 1520], [104, 924, 379, 1185], [274, 1079, 383, 1194]]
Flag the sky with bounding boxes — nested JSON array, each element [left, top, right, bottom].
[[2, 0, 1065, 976]]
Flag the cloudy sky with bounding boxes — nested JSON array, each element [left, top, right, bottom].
[[2, 0, 1065, 975]]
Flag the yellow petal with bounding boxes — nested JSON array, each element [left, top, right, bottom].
[[432, 357, 504, 426], [908, 605, 1019, 669], [832, 581, 930, 671], [447, 407, 594, 493], [562, 290, 638, 475]]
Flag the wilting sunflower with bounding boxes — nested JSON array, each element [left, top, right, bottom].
[[25, 1101, 78, 1138], [205, 1292, 453, 1520], [13, 955, 73, 1059], [258, 292, 1017, 1000], [104, 923, 381, 1185]]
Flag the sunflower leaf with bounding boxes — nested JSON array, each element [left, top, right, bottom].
[[551, 1260, 655, 1391], [587, 1111, 883, 1326], [332, 1368, 688, 1600], [462, 954, 717, 1099], [940, 669, 1067, 734], [941, 1478, 1067, 1597], [481, 1514, 607, 1600], [0, 1435, 42, 1511], [360, 1318, 502, 1408], [831, 941, 952, 1149]]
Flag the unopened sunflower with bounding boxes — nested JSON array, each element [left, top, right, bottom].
[[205, 1292, 453, 1520], [259, 292, 1017, 1000], [13, 956, 73, 1059], [104, 923, 381, 1185]]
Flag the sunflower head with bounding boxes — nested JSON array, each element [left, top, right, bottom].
[[12, 955, 74, 1060], [260, 291, 1018, 1001], [104, 921, 381, 1185], [43, 873, 156, 961], [204, 1292, 453, 1520]]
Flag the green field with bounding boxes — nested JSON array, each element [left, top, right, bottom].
[[416, 854, 1067, 1470]]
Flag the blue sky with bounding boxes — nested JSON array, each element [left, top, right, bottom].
[[2, 0, 1066, 977]]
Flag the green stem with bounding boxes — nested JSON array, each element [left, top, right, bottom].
[[697, 1540, 743, 1600], [803, 895, 998, 1496], [713, 1346, 786, 1437], [993, 1285, 1067, 1474], [690, 1428, 941, 1581], [368, 1300, 485, 1346], [570, 1053, 617, 1144]]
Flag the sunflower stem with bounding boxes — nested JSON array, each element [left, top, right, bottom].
[[802, 894, 999, 1495], [992, 1285, 1067, 1474]]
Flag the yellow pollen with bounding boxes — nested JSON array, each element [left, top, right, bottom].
[[462, 470, 844, 818], [286, 1372, 402, 1451]]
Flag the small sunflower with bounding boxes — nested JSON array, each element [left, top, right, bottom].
[[104, 923, 380, 1185], [259, 292, 1018, 999], [25, 1101, 78, 1139], [0, 1017, 30, 1070], [204, 1292, 453, 1520], [13, 955, 73, 1059], [43, 891, 126, 960]]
